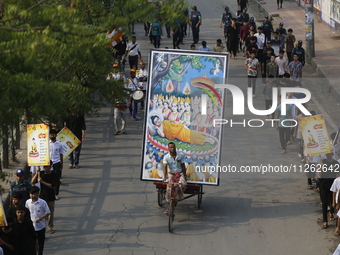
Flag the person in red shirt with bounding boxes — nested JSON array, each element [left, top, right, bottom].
[[240, 21, 250, 56]]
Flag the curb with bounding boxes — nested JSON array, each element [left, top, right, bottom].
[[253, 0, 340, 105]]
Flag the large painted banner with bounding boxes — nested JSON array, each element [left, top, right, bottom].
[[27, 124, 50, 166], [140, 50, 228, 185], [299, 114, 332, 157], [57, 127, 82, 160]]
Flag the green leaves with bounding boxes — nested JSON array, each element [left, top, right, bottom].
[[0, 0, 189, 127]]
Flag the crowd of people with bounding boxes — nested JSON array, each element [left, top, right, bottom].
[[4, 112, 86, 255], [3, 3, 338, 254], [120, 4, 340, 240]]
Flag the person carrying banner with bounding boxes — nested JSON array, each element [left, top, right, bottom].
[[64, 111, 86, 169], [49, 129, 63, 200], [31, 163, 57, 234]]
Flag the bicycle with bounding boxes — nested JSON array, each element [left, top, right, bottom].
[[166, 181, 181, 233]]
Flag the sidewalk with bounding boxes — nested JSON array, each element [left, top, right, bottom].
[[254, 0, 340, 102]]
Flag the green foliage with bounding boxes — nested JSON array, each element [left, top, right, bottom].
[[0, 0, 189, 128]]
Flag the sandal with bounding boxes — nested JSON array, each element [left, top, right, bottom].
[[163, 210, 168, 214], [48, 229, 55, 234], [307, 185, 313, 189], [322, 222, 328, 229], [330, 214, 335, 221], [316, 188, 320, 192]]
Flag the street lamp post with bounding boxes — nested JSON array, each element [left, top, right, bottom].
[[305, 0, 315, 64]]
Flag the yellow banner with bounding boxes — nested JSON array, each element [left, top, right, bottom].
[[57, 127, 81, 160], [0, 197, 7, 227], [299, 115, 332, 157], [27, 124, 50, 166]]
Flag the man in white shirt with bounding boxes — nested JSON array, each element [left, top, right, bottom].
[[136, 61, 148, 110], [107, 63, 126, 82], [275, 49, 287, 78], [125, 69, 143, 121], [123, 36, 142, 70], [254, 27, 265, 53], [49, 129, 63, 200], [25, 186, 50, 255], [162, 142, 187, 214]]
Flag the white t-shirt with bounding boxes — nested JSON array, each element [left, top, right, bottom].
[[254, 33, 265, 49], [136, 69, 148, 90], [331, 177, 340, 210], [275, 57, 287, 76], [307, 155, 321, 163], [333, 244, 340, 255], [163, 152, 185, 173], [25, 198, 51, 231], [126, 42, 140, 56], [125, 77, 141, 92], [50, 140, 62, 164], [198, 45, 211, 51]]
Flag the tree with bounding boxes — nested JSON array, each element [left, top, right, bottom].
[[0, 0, 189, 169]]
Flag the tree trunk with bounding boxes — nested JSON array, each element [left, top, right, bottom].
[[15, 116, 20, 149], [2, 125, 9, 169]]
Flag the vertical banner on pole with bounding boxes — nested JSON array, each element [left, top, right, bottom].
[[27, 124, 50, 166], [0, 197, 7, 227]]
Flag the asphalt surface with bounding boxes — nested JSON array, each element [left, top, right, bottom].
[[42, 0, 340, 254]]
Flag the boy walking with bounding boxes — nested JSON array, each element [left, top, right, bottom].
[[25, 186, 50, 255], [245, 51, 259, 97]]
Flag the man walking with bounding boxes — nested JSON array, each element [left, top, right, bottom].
[[64, 111, 86, 169], [126, 69, 143, 121], [190, 6, 202, 44], [285, 29, 296, 63], [245, 51, 260, 97], [287, 54, 303, 83], [261, 15, 274, 43], [25, 186, 50, 255], [49, 129, 63, 200], [148, 18, 162, 49], [9, 169, 31, 207], [123, 36, 142, 70], [31, 163, 57, 234], [291, 40, 305, 66], [12, 205, 37, 255]]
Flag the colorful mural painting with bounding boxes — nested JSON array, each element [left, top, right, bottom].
[[140, 50, 229, 185]]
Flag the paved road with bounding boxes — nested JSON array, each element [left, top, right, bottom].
[[44, 0, 340, 254]]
